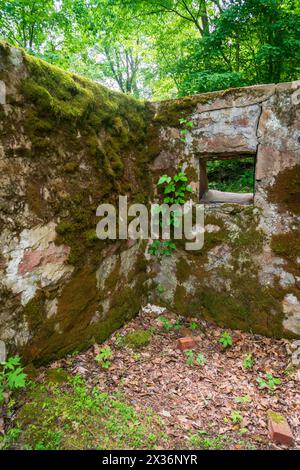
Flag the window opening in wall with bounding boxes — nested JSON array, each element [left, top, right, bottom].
[[199, 156, 255, 204]]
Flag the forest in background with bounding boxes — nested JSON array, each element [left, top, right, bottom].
[[0, 0, 299, 101]]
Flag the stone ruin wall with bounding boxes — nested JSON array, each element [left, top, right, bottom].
[[0, 42, 299, 364]]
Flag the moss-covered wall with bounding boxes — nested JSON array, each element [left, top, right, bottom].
[[0, 42, 299, 364], [0, 42, 158, 363]]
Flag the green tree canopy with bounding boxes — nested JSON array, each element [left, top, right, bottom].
[[0, 0, 299, 99]]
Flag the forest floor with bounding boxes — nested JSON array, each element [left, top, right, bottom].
[[2, 306, 300, 450]]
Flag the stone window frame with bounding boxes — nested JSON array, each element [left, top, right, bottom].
[[199, 153, 257, 205]]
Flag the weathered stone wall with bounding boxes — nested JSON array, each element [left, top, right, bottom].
[[0, 42, 155, 363], [151, 82, 300, 339], [0, 42, 299, 364]]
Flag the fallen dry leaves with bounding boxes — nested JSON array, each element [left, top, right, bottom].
[[38, 306, 300, 450]]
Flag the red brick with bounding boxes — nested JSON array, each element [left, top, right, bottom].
[[177, 337, 197, 351], [268, 411, 294, 446]]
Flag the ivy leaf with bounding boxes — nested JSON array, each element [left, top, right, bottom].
[[157, 175, 171, 185], [164, 183, 176, 194]]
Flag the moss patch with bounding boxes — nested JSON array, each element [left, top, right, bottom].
[[45, 368, 71, 385], [124, 329, 152, 349], [176, 257, 190, 283], [268, 164, 300, 215], [267, 410, 285, 425], [271, 230, 300, 260]]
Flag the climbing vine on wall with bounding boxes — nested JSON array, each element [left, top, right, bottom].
[[149, 169, 193, 257]]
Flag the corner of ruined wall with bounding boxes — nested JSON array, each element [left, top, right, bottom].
[[1, 43, 300, 364]]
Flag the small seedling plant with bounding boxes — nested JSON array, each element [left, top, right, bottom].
[[189, 321, 199, 331], [95, 346, 112, 369], [243, 353, 254, 370], [184, 350, 206, 367], [196, 354, 206, 366], [256, 372, 281, 392], [234, 395, 251, 405], [219, 331, 232, 349], [159, 316, 182, 331], [159, 316, 174, 331], [156, 284, 165, 295], [230, 410, 243, 424], [0, 356, 27, 404]]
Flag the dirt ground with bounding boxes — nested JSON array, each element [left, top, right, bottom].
[[32, 304, 300, 450]]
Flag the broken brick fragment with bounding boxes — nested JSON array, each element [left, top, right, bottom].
[[268, 411, 294, 446], [177, 337, 198, 351]]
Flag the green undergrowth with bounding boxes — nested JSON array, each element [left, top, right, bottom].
[[4, 375, 167, 450], [207, 158, 255, 193], [189, 430, 257, 450]]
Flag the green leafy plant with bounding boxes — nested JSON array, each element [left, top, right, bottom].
[[196, 354, 206, 366], [173, 319, 183, 330], [114, 333, 125, 349], [184, 349, 194, 366], [7, 375, 164, 450], [207, 158, 255, 193], [234, 395, 251, 404], [256, 373, 281, 392], [159, 316, 174, 331], [159, 316, 182, 331], [95, 346, 112, 369], [156, 284, 165, 294], [150, 167, 193, 257], [157, 170, 193, 206], [189, 321, 199, 331], [184, 350, 206, 367], [179, 118, 194, 143], [219, 331, 232, 349], [243, 353, 254, 369], [230, 410, 243, 424], [0, 356, 27, 404], [149, 240, 176, 256]]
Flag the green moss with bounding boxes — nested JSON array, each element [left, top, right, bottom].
[[84, 229, 98, 243], [271, 230, 300, 260], [176, 257, 190, 283], [267, 410, 285, 424], [55, 222, 74, 236], [154, 96, 199, 127], [63, 162, 78, 173], [174, 285, 189, 315], [268, 164, 300, 215], [104, 261, 121, 291], [124, 329, 152, 349], [45, 368, 70, 384], [26, 181, 45, 218], [21, 245, 149, 364]]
